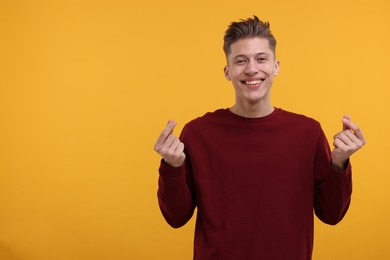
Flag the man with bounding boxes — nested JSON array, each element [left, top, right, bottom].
[[154, 16, 365, 260]]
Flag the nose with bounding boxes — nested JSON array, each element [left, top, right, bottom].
[[245, 60, 259, 75]]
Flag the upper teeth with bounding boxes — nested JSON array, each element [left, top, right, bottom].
[[245, 80, 260, 85]]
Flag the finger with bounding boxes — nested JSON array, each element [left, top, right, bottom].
[[176, 142, 185, 155], [342, 118, 366, 142], [159, 135, 176, 154], [343, 129, 360, 144], [334, 132, 364, 154], [154, 120, 177, 151], [172, 140, 185, 158], [169, 138, 181, 154], [176, 142, 186, 161], [334, 132, 354, 146], [334, 130, 359, 143], [342, 115, 350, 130], [165, 140, 186, 167], [333, 137, 348, 150]]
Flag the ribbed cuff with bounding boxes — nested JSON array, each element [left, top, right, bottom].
[[329, 160, 352, 179], [159, 159, 186, 178]]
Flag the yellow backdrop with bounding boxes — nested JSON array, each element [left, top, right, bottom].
[[1, 0, 389, 259]]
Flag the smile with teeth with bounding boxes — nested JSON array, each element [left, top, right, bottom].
[[242, 79, 264, 86], [245, 80, 260, 85]]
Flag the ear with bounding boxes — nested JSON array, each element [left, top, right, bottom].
[[224, 66, 231, 81], [273, 60, 280, 76]]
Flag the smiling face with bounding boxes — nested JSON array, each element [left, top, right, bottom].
[[224, 37, 280, 112]]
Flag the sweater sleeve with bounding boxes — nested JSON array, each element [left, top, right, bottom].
[[157, 126, 196, 228], [313, 127, 352, 225]]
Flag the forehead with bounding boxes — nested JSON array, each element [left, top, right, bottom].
[[228, 37, 273, 58]]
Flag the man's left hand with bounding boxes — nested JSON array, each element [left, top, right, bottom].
[[331, 115, 366, 171]]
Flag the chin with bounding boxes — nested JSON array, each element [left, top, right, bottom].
[[246, 93, 266, 102]]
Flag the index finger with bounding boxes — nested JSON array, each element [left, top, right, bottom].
[[342, 117, 365, 142], [155, 120, 177, 148], [342, 115, 351, 130]]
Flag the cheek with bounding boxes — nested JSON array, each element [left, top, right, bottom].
[[262, 66, 275, 76], [230, 69, 243, 79]]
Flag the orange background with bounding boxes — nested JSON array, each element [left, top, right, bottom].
[[0, 0, 389, 259]]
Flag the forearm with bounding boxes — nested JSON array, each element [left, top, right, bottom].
[[158, 160, 196, 228], [314, 162, 352, 225]]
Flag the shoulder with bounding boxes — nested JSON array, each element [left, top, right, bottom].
[[277, 108, 321, 128], [273, 109, 327, 148], [276, 109, 324, 139], [180, 109, 230, 139], [185, 108, 228, 127]]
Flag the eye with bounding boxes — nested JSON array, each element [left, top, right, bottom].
[[235, 59, 246, 64], [257, 57, 267, 63]]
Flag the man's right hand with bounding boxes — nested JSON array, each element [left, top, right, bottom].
[[154, 120, 186, 167]]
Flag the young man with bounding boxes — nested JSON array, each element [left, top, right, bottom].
[[154, 16, 365, 260]]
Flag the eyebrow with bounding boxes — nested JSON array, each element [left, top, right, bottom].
[[233, 52, 269, 60]]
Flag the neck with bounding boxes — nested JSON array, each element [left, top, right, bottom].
[[230, 102, 274, 118]]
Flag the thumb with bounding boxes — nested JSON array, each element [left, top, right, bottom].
[[342, 114, 351, 130]]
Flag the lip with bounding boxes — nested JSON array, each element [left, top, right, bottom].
[[240, 78, 265, 89]]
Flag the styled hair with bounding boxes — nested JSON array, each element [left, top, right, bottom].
[[223, 16, 277, 57]]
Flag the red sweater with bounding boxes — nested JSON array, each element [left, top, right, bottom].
[[158, 108, 352, 260]]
